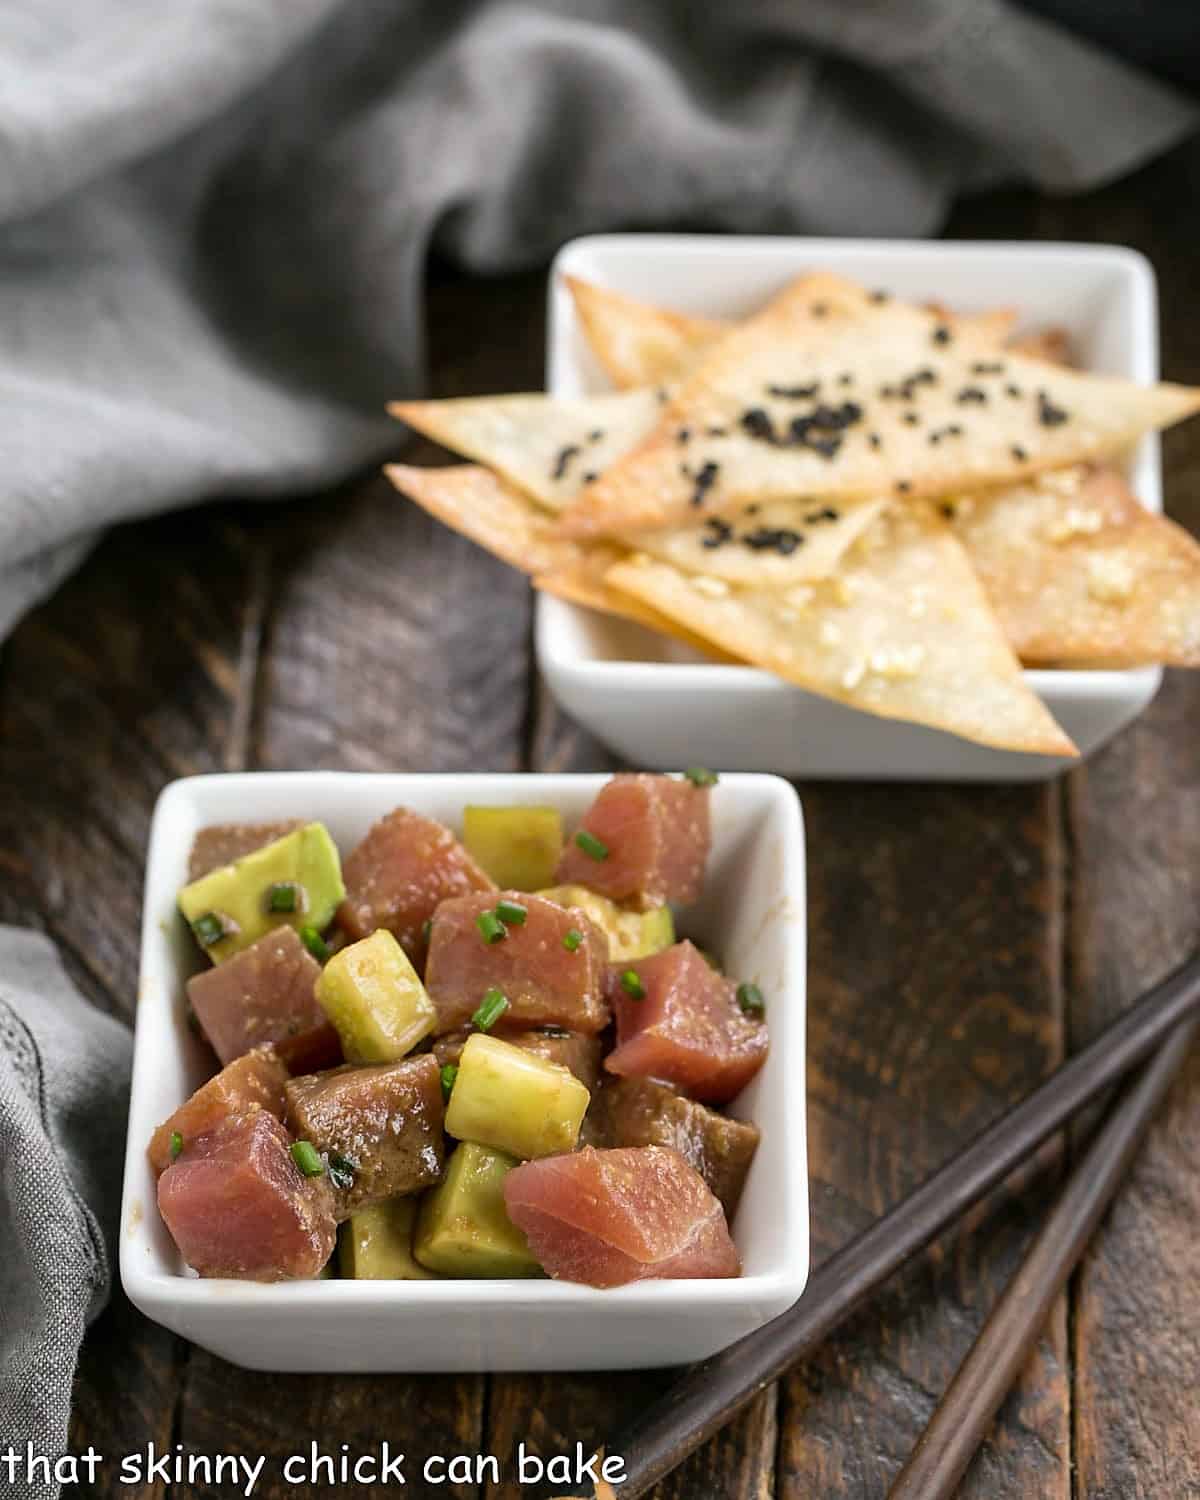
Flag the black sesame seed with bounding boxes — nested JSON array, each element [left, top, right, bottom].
[[690, 460, 720, 508], [869, 288, 890, 303], [1006, 383, 1023, 398], [588, 428, 604, 443], [838, 372, 854, 386], [868, 432, 882, 449], [706, 425, 728, 438], [583, 470, 598, 483], [902, 411, 920, 426], [740, 407, 775, 441], [939, 502, 956, 519], [742, 526, 804, 556], [676, 427, 691, 445], [956, 386, 988, 405], [971, 360, 1006, 375], [1037, 390, 1069, 427], [811, 302, 828, 317], [932, 324, 953, 346], [895, 480, 912, 494], [766, 381, 820, 400], [1011, 444, 1028, 461], [745, 503, 761, 515], [552, 444, 581, 481]]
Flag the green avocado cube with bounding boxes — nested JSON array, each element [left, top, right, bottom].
[[338, 1197, 438, 1280], [413, 1142, 540, 1278], [315, 929, 437, 1063], [444, 1033, 589, 1161], [462, 805, 564, 892], [178, 822, 345, 962], [536, 884, 674, 963]]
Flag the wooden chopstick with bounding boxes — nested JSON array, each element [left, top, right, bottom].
[[887, 1016, 1197, 1500], [601, 949, 1200, 1500]]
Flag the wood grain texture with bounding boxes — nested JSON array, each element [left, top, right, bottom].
[[0, 505, 267, 1494], [776, 782, 1070, 1500], [1051, 139, 1200, 1500]]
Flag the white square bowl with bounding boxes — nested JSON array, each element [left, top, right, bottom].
[[536, 235, 1163, 781], [120, 771, 808, 1372]]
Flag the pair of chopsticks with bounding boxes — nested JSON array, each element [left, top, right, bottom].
[[602, 948, 1200, 1500]]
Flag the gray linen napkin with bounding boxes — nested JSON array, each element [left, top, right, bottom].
[[0, 929, 132, 1497], [0, 0, 1195, 637]]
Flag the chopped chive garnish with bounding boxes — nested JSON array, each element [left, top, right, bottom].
[[619, 969, 646, 1001], [684, 767, 720, 788], [476, 909, 507, 944], [574, 830, 609, 861], [267, 881, 300, 913], [563, 927, 584, 952], [191, 911, 227, 947], [495, 899, 528, 926], [421, 918, 433, 943], [169, 1130, 183, 1161], [327, 1152, 356, 1191], [472, 988, 509, 1031], [737, 982, 766, 1017], [440, 1064, 458, 1101], [299, 926, 330, 962], [290, 1140, 325, 1177]]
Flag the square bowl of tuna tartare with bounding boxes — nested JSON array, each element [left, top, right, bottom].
[[121, 770, 808, 1372]]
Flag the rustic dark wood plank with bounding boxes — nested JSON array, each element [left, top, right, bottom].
[[1049, 137, 1200, 1500], [775, 780, 1069, 1500], [0, 505, 268, 1494]]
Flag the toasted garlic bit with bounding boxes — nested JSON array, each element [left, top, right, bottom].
[[867, 644, 927, 678], [1041, 466, 1087, 496], [832, 577, 859, 607], [1047, 507, 1104, 543], [1086, 552, 1136, 604], [691, 575, 730, 598], [819, 620, 841, 647]]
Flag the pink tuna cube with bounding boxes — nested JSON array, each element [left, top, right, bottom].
[[554, 774, 710, 909], [424, 891, 610, 1034], [186, 926, 338, 1070], [504, 1145, 740, 1287], [338, 807, 495, 963], [604, 941, 768, 1104], [147, 1046, 289, 1174], [157, 1109, 336, 1280]]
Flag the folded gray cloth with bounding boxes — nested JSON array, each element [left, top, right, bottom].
[[0, 0, 1195, 637], [0, 929, 132, 1499]]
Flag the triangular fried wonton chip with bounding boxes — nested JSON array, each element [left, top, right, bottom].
[[950, 465, 1200, 666], [384, 463, 588, 572], [605, 507, 1078, 755], [390, 393, 879, 584], [389, 389, 661, 513], [534, 557, 741, 663], [565, 276, 1016, 391], [384, 463, 736, 660], [556, 272, 1200, 538], [565, 275, 727, 390]]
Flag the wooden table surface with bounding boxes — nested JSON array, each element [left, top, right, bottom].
[[3, 138, 1199, 1500]]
